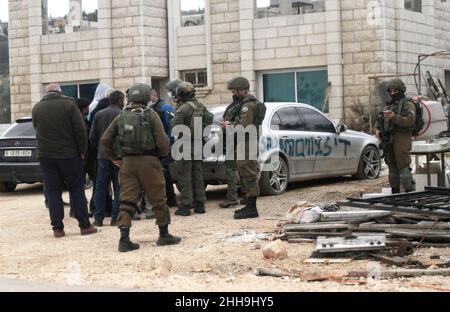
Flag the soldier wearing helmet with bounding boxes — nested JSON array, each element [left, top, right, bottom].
[[101, 83, 181, 252], [171, 82, 207, 217], [166, 79, 183, 102], [223, 77, 266, 219], [375, 78, 416, 194]]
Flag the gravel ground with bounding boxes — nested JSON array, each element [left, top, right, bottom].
[[1, 169, 449, 292]]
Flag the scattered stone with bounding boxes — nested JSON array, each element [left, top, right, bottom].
[[263, 240, 288, 260]]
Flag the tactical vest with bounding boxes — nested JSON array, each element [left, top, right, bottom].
[[185, 99, 214, 133], [115, 108, 157, 157], [234, 96, 267, 126]]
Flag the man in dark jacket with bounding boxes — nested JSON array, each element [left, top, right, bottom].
[[89, 91, 125, 226], [32, 83, 97, 238]]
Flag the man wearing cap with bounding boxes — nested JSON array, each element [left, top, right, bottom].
[[225, 77, 266, 219]]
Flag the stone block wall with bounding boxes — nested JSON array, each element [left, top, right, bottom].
[[9, 0, 169, 121], [9, 0, 31, 120]]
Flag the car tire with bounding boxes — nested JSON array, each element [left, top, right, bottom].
[[0, 182, 17, 193], [355, 145, 381, 180], [259, 155, 289, 196]]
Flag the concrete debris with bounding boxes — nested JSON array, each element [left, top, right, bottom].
[[224, 231, 272, 244], [262, 240, 288, 260], [286, 201, 321, 224]]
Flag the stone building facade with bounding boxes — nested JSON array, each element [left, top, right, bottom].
[[8, 0, 450, 124]]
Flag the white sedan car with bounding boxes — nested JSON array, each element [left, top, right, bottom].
[[171, 102, 381, 196]]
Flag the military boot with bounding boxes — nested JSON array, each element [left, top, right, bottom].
[[234, 197, 259, 220], [219, 199, 240, 208], [240, 197, 248, 205], [175, 205, 191, 217], [167, 197, 178, 208], [157, 225, 182, 246], [391, 187, 400, 194], [399, 167, 414, 193], [194, 202, 206, 214], [118, 228, 140, 253]]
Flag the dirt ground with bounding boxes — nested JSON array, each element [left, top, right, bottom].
[[1, 169, 449, 292]]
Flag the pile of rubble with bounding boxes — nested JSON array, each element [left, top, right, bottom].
[[275, 191, 450, 266]]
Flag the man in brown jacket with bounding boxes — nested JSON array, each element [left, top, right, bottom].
[[32, 83, 97, 238]]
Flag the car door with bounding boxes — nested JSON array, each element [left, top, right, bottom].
[[271, 106, 315, 175], [296, 107, 354, 174]]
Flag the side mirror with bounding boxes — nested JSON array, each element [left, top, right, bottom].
[[337, 124, 347, 134]]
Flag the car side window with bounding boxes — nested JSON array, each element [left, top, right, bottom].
[[297, 107, 336, 133], [276, 107, 305, 131], [270, 113, 281, 130]]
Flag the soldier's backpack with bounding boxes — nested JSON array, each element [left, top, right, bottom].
[[115, 108, 156, 156], [399, 97, 425, 137], [186, 100, 214, 134]]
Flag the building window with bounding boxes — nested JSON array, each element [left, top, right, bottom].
[[256, 0, 325, 18], [181, 0, 205, 27], [43, 0, 98, 35], [60, 82, 99, 102], [262, 69, 329, 112], [404, 0, 422, 12], [182, 70, 207, 88]]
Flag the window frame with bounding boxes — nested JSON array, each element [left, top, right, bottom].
[[404, 0, 422, 13], [59, 81, 99, 100], [181, 69, 208, 88], [180, 0, 205, 27], [258, 67, 329, 112]]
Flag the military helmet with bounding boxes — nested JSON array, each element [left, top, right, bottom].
[[386, 78, 407, 93], [176, 82, 196, 99], [128, 83, 151, 104], [227, 77, 250, 91], [167, 79, 183, 93]]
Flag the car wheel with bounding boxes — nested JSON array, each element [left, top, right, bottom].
[[0, 182, 17, 193], [355, 145, 381, 180], [260, 155, 289, 196]]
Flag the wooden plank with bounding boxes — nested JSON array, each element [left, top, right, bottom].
[[320, 211, 394, 222], [304, 258, 353, 264], [337, 201, 450, 218], [283, 223, 349, 231], [348, 269, 450, 279], [287, 238, 315, 244], [359, 223, 450, 231]]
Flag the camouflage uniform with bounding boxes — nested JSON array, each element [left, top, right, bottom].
[[171, 82, 206, 216], [233, 97, 261, 199], [219, 100, 241, 208], [101, 83, 181, 252], [375, 79, 416, 193], [227, 77, 265, 219]]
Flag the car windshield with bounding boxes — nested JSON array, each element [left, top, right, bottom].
[[1, 122, 36, 138]]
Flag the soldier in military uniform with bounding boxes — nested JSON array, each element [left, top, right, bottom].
[[171, 82, 207, 217], [225, 77, 266, 219], [101, 83, 181, 252], [375, 78, 416, 194], [219, 99, 245, 209], [166, 79, 183, 103]]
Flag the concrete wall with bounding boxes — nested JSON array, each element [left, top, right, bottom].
[[9, 0, 169, 121], [9, 0, 450, 124]]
